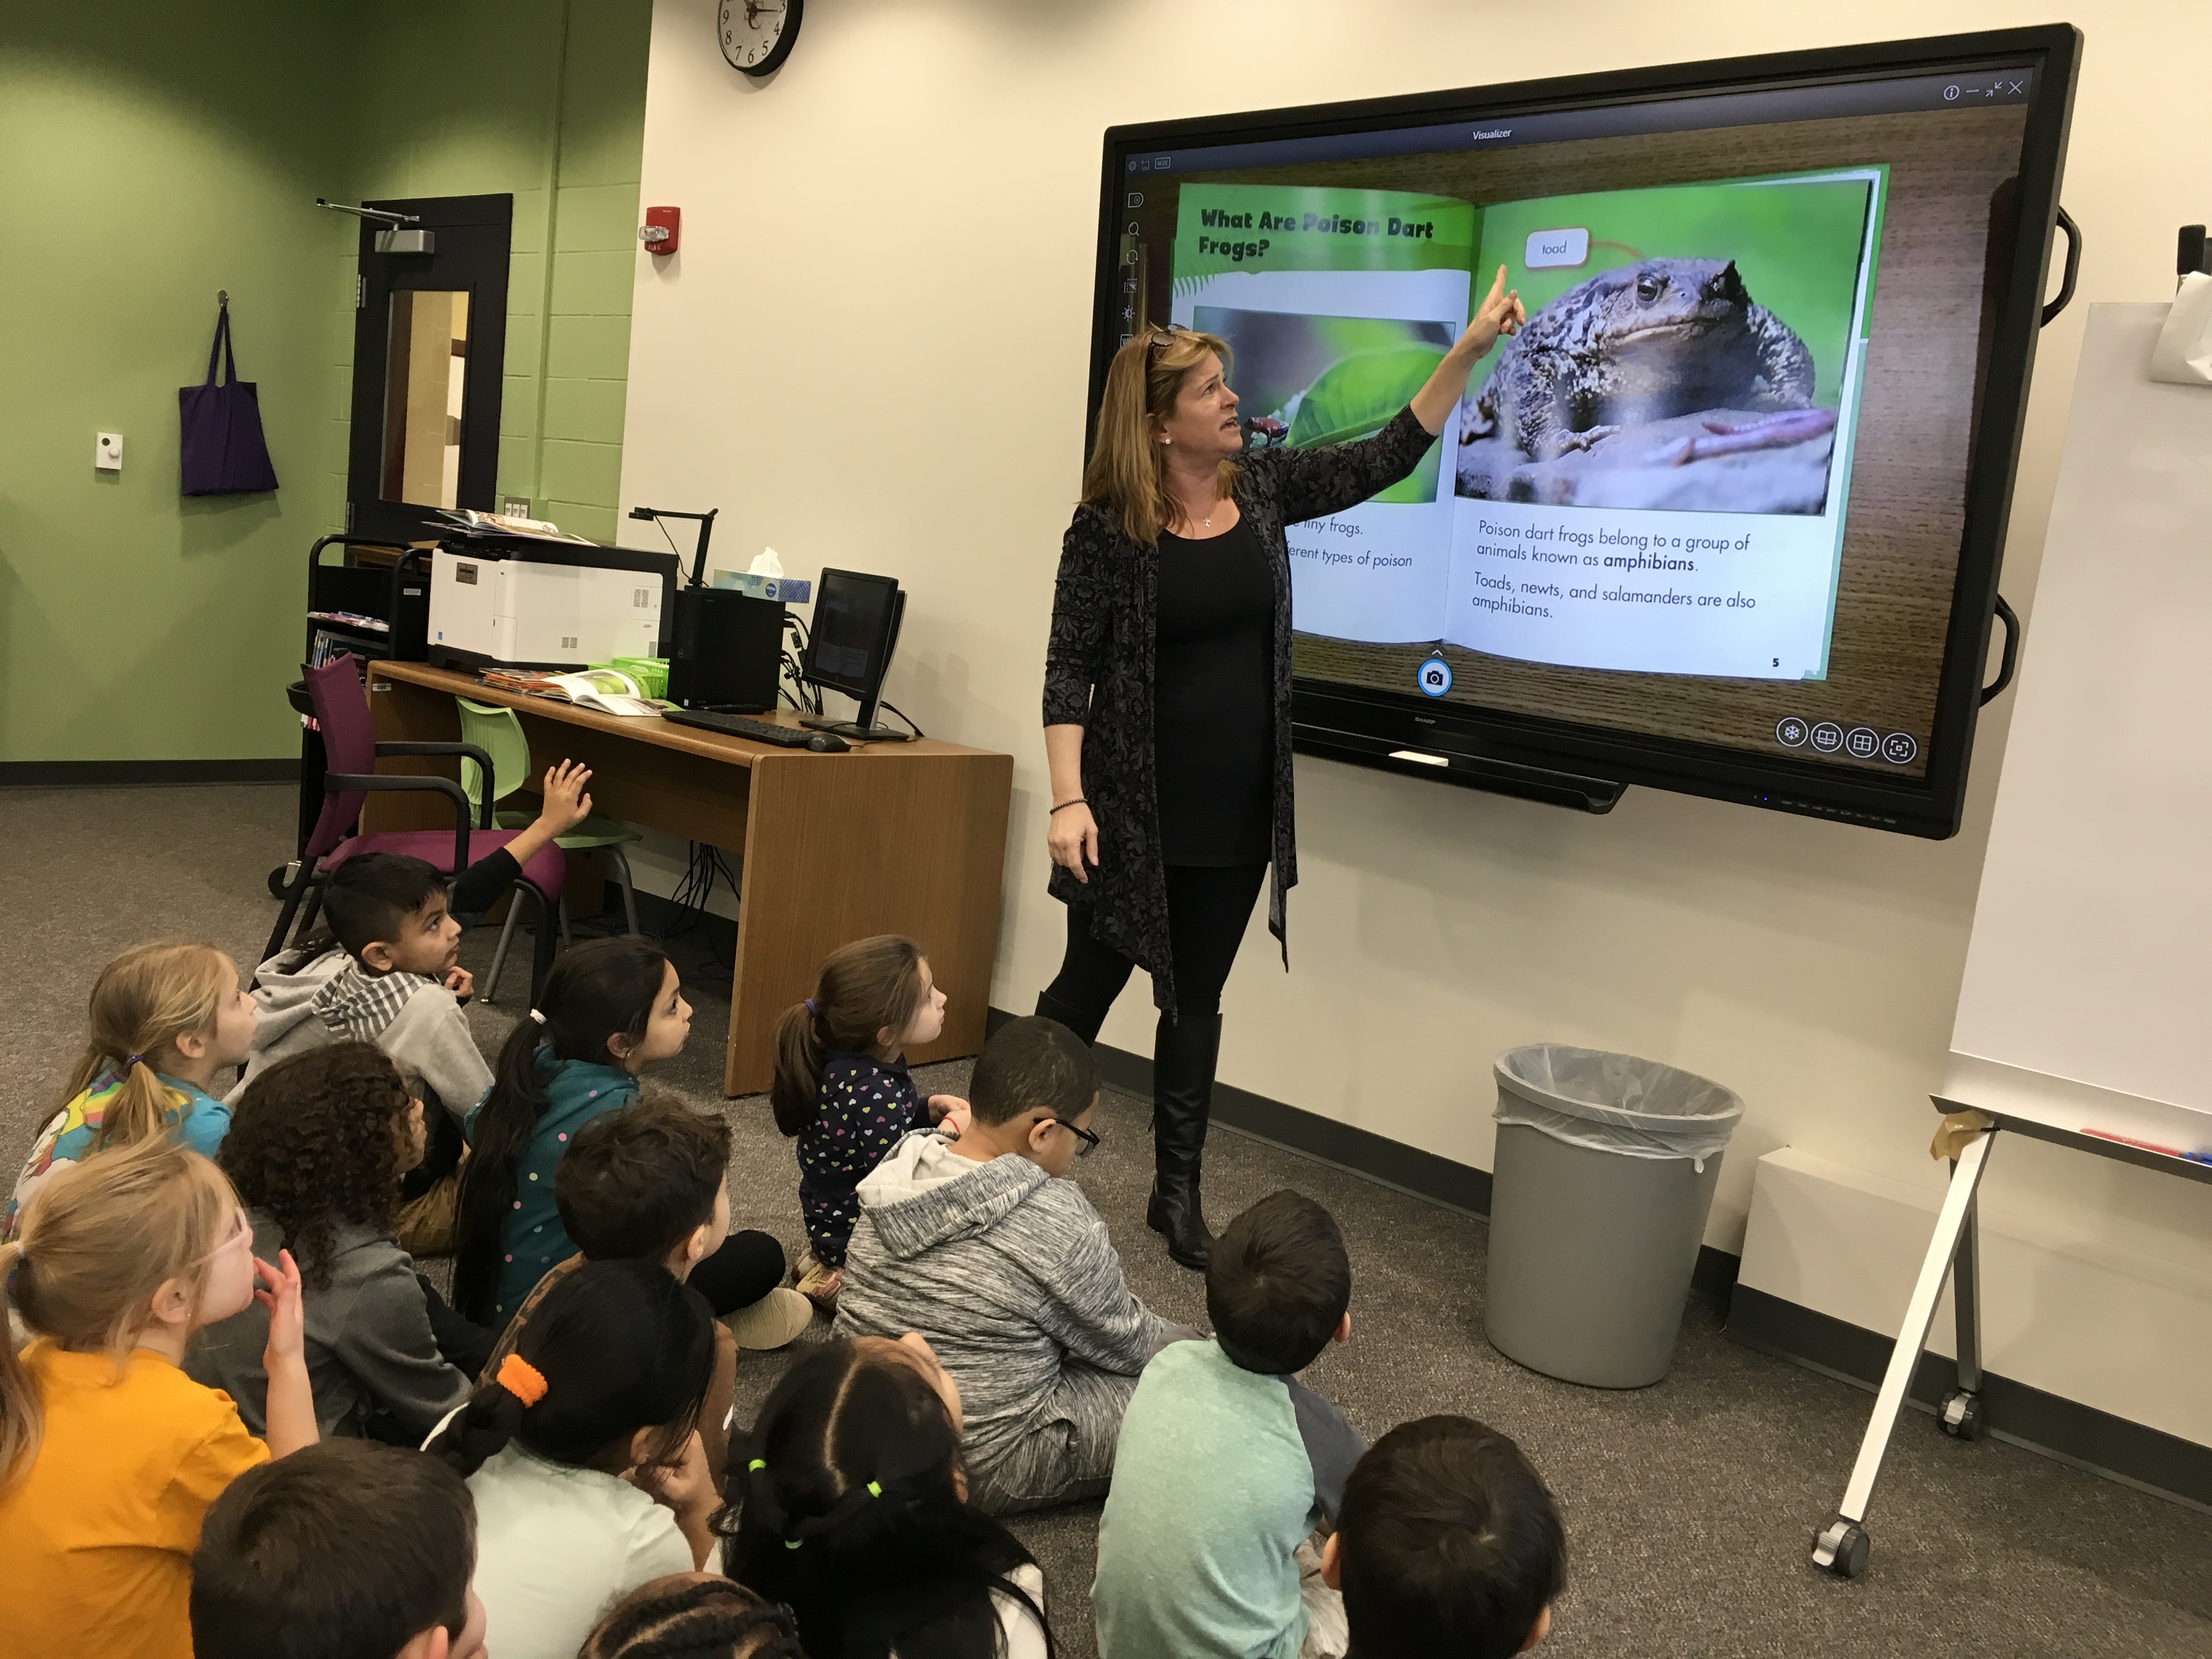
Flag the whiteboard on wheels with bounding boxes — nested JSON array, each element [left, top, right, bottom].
[[1945, 303, 2212, 1149]]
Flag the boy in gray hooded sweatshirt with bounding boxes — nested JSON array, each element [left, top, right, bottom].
[[836, 1014, 1195, 1514]]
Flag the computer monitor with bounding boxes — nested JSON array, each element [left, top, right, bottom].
[[801, 567, 909, 742]]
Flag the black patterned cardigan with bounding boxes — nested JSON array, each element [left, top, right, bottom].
[[1041, 403, 1438, 1015]]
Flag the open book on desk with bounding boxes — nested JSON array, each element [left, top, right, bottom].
[[477, 668, 674, 718]]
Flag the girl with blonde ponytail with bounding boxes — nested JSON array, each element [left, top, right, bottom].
[[0, 1138, 313, 1659], [4, 941, 256, 1243]]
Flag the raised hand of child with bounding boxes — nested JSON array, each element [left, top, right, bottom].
[[254, 1248, 306, 1367], [929, 1094, 972, 1135], [539, 759, 594, 836], [444, 965, 476, 1000]]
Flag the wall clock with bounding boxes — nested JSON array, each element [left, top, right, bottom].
[[719, 0, 802, 77]]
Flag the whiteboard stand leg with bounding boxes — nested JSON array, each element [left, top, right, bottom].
[[1940, 1173, 1987, 1441], [1812, 1130, 1996, 1579]]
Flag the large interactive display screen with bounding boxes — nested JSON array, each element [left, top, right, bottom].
[[1090, 29, 2080, 837]]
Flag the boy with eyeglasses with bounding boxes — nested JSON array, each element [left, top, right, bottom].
[[836, 1014, 1195, 1514]]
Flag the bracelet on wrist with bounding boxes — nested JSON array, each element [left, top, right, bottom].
[[1049, 798, 1087, 815]]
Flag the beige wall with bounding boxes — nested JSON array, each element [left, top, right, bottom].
[[618, 0, 2212, 1289]]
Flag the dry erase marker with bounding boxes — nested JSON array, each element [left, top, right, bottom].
[[2081, 1127, 2212, 1163]]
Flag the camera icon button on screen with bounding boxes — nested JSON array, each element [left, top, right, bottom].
[[1881, 732, 1919, 765], [1417, 657, 1453, 698]]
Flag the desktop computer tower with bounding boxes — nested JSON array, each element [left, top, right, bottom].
[[668, 588, 785, 712]]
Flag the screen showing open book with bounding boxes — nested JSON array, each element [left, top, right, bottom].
[[1095, 33, 2075, 836]]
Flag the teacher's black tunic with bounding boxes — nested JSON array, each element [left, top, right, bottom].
[[1153, 518, 1273, 867], [1041, 404, 1437, 1013]]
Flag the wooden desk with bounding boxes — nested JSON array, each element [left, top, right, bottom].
[[363, 661, 1012, 1096]]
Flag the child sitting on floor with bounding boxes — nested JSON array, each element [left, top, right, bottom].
[[188, 1043, 481, 1443], [772, 934, 970, 1307], [453, 936, 715, 1327], [481, 1096, 814, 1477], [0, 1138, 314, 1659], [835, 1014, 1192, 1515], [1092, 1190, 1365, 1659], [191, 1438, 486, 1659], [5, 941, 256, 1242], [1321, 1415, 1565, 1659], [426, 1260, 720, 1659], [236, 760, 596, 1248], [718, 1335, 1054, 1658], [581, 1575, 804, 1659]]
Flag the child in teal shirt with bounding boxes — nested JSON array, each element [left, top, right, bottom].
[[1092, 1191, 1364, 1659], [453, 936, 690, 1325]]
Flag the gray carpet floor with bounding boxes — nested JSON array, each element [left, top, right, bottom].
[[5, 781, 2209, 1658]]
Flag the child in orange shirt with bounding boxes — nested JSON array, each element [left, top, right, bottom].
[[0, 1137, 315, 1659]]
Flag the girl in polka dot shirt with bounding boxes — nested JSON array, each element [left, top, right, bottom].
[[771, 936, 969, 1306], [453, 938, 693, 1328]]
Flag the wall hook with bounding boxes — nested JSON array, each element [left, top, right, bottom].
[[218, 290, 229, 307]]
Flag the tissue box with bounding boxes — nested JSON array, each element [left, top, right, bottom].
[[712, 571, 812, 603]]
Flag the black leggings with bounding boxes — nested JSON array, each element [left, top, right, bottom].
[[1043, 863, 1267, 1023], [688, 1229, 789, 1315]]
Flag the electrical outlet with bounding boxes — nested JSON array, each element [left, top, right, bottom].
[[95, 432, 123, 471]]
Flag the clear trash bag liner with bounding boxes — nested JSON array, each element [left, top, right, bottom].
[[1494, 1045, 1742, 1171]]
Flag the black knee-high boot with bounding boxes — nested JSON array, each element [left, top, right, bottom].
[[1035, 988, 1108, 1046], [1147, 1010, 1222, 1271]]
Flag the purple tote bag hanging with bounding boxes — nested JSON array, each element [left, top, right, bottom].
[[179, 299, 279, 495]]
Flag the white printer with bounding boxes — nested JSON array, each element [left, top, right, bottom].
[[427, 535, 679, 673]]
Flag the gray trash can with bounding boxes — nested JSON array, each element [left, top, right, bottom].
[[1485, 1045, 1743, 1388]]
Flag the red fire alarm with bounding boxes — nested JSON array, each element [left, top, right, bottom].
[[639, 206, 680, 256]]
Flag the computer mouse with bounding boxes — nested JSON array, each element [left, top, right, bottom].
[[806, 732, 851, 753]]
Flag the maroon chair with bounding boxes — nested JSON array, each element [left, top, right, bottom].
[[264, 658, 566, 999]]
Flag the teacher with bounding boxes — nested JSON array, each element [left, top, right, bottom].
[[1034, 269, 1526, 1271]]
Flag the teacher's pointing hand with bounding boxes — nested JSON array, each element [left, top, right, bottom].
[[1410, 265, 1527, 436]]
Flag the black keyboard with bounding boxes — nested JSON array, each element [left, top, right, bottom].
[[662, 709, 817, 748]]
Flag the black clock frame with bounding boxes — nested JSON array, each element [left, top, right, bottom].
[[721, 0, 803, 78]]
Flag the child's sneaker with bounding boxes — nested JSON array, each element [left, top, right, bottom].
[[724, 1286, 816, 1351], [794, 1249, 843, 1310]]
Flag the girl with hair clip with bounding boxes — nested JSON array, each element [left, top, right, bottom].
[[425, 1259, 721, 1659], [770, 935, 970, 1307], [5, 941, 256, 1242], [0, 1138, 313, 1659], [453, 935, 783, 1330], [718, 1335, 1054, 1659]]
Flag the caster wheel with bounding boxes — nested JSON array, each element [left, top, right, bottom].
[[267, 865, 291, 899], [1812, 1517, 1870, 1579], [1940, 1389, 1985, 1441]]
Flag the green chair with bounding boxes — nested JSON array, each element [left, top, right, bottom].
[[456, 697, 642, 1002]]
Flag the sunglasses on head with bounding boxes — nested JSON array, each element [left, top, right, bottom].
[[1143, 323, 1191, 360]]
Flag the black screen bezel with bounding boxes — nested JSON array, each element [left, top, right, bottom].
[[804, 566, 903, 700], [1088, 26, 2081, 838]]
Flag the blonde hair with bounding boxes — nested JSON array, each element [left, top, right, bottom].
[[1082, 326, 1242, 546], [60, 943, 236, 1154], [0, 1139, 238, 1493]]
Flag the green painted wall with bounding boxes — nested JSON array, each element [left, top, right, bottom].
[[0, 7, 356, 764], [0, 1, 651, 766], [342, 0, 653, 548]]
